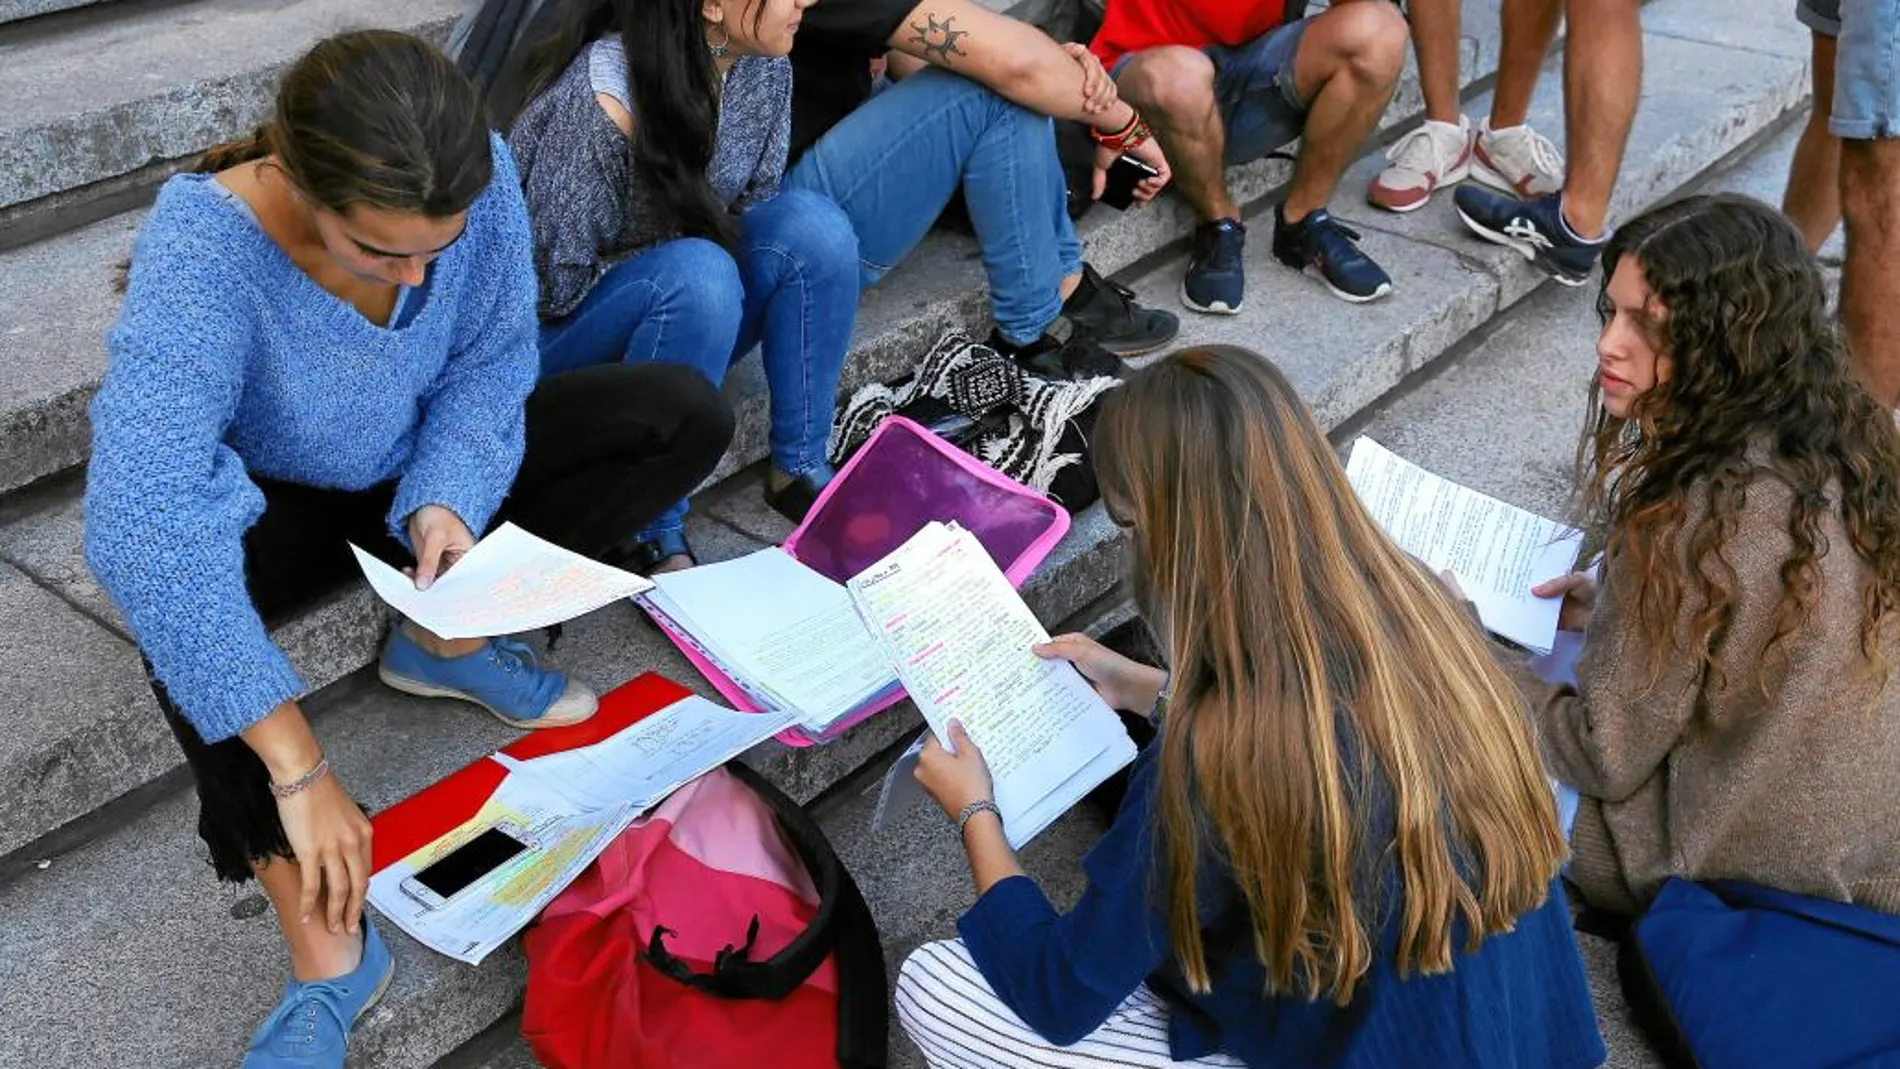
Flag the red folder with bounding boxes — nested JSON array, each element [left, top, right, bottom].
[[369, 673, 697, 875]]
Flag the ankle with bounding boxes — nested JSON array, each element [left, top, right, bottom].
[[288, 925, 363, 983], [402, 622, 484, 660], [1558, 195, 1607, 243]]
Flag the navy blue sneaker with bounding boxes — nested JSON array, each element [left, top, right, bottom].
[[1182, 218, 1246, 315], [1453, 186, 1603, 287], [1271, 206, 1393, 303]]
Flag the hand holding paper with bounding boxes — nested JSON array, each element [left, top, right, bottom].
[[351, 522, 652, 639]]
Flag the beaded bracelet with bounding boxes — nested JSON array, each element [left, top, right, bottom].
[[956, 798, 1002, 838], [269, 757, 331, 799]]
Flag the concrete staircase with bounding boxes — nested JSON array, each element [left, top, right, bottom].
[[0, 0, 1816, 1065]]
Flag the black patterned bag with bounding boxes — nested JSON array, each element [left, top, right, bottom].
[[829, 332, 1120, 513]]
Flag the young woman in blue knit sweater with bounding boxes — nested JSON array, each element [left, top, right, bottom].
[[501, 0, 858, 571], [900, 347, 1608, 1067], [84, 32, 732, 1069]]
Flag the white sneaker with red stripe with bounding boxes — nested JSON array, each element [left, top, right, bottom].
[[1470, 120, 1566, 200], [1367, 117, 1473, 213]]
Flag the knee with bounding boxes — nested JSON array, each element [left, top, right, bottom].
[[651, 238, 745, 321], [1841, 142, 1900, 228], [1119, 46, 1218, 123], [750, 189, 861, 280], [1326, 1, 1410, 86]]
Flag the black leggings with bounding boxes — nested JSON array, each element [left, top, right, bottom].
[[150, 363, 734, 882]]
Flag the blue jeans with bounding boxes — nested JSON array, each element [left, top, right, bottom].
[[1802, 0, 1900, 138], [537, 188, 857, 539], [786, 67, 1084, 346]]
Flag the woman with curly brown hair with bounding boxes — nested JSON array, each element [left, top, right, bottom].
[[1526, 193, 1900, 918]]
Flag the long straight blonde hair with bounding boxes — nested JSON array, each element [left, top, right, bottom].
[[1094, 347, 1566, 1004]]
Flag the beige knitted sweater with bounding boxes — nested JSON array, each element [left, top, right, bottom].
[[1518, 472, 1900, 916]]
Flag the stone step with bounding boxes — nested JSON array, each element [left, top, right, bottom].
[[0, 3, 1809, 1066], [0, 0, 468, 238], [0, 0, 1500, 497]]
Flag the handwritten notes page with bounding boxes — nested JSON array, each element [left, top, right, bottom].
[[352, 522, 652, 639], [642, 549, 899, 731], [1345, 437, 1582, 653], [848, 523, 1135, 849]]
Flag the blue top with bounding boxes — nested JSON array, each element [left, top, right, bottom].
[[958, 744, 1608, 1067], [85, 134, 540, 743]]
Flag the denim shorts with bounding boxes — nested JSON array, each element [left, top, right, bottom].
[[1802, 0, 1900, 138], [1111, 19, 1312, 165]]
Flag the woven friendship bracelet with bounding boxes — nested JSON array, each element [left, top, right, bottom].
[[956, 798, 1003, 837], [269, 757, 331, 799]]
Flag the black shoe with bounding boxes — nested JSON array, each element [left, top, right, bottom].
[[1271, 206, 1393, 303], [987, 317, 1127, 382], [1452, 186, 1602, 287], [1183, 217, 1246, 314], [765, 468, 832, 524], [606, 529, 695, 575], [1060, 263, 1179, 357]]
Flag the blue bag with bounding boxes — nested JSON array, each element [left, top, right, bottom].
[[1620, 878, 1900, 1069]]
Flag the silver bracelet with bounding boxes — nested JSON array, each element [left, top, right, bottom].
[[956, 798, 1002, 838], [269, 758, 330, 799]]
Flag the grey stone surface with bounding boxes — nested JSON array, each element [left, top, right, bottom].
[[0, 210, 135, 492], [0, 0, 93, 26], [0, 0, 466, 211], [0, 562, 171, 861]]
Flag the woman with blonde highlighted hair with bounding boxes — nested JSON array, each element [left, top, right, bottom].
[[896, 346, 1606, 1067]]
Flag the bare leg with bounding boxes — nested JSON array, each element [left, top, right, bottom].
[[1284, 2, 1411, 220], [1407, 0, 1465, 124], [1489, 0, 1564, 129], [1841, 138, 1900, 407], [402, 622, 485, 659], [1784, 32, 1842, 253], [1115, 46, 1236, 221], [256, 856, 364, 982], [1555, 0, 1643, 239]]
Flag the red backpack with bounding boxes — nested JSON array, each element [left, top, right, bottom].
[[521, 759, 887, 1068]]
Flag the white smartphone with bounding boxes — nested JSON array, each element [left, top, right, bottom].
[[398, 823, 535, 911]]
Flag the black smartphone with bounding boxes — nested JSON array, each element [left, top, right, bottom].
[[400, 824, 533, 909], [1100, 153, 1161, 211]]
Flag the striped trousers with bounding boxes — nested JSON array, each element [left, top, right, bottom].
[[894, 939, 1246, 1068]]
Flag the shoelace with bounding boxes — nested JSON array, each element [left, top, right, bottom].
[[1197, 224, 1244, 271], [273, 981, 352, 1052], [1495, 125, 1564, 177], [489, 637, 543, 676], [1305, 215, 1370, 266]]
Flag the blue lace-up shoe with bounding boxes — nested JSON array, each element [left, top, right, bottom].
[[1453, 186, 1605, 286], [241, 922, 394, 1068], [378, 628, 597, 728], [1271, 206, 1393, 303], [1182, 218, 1247, 315]]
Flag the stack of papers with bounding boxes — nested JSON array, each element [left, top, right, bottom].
[[367, 695, 795, 964], [1345, 437, 1583, 653], [849, 523, 1137, 849], [639, 549, 902, 733]]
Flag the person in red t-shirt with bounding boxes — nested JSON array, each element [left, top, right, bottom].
[[1092, 0, 1410, 309]]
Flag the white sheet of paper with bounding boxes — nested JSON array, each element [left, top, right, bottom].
[[647, 549, 898, 730], [367, 772, 638, 965], [849, 523, 1135, 849], [493, 695, 798, 812], [1345, 437, 1582, 653], [351, 522, 652, 638]]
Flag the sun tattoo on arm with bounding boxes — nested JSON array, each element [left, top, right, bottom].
[[909, 13, 970, 65]]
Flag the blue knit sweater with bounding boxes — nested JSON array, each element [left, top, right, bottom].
[[959, 744, 1608, 1067], [85, 134, 539, 743]]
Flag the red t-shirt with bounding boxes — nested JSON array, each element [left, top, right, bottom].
[[1090, 0, 1301, 68]]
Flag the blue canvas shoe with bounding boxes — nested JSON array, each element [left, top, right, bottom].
[[378, 627, 597, 728], [241, 922, 394, 1068]]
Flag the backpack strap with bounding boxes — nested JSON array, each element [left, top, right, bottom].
[[639, 762, 889, 1067]]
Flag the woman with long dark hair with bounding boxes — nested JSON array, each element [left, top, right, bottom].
[[502, 0, 856, 570], [1523, 193, 1900, 916], [85, 31, 732, 1067], [895, 347, 1606, 1066]]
